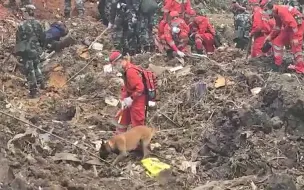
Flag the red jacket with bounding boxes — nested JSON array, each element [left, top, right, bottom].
[[158, 20, 167, 37], [270, 5, 303, 39], [164, 18, 189, 51], [163, 0, 193, 15], [195, 16, 215, 36], [121, 62, 144, 100]]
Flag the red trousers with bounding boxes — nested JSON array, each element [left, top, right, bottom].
[[251, 35, 267, 57], [116, 95, 146, 134], [195, 33, 215, 53], [161, 33, 189, 51], [272, 25, 304, 73]]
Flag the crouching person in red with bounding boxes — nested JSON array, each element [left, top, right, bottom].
[[264, 2, 304, 73], [162, 11, 189, 59], [109, 51, 147, 134], [193, 15, 216, 54]]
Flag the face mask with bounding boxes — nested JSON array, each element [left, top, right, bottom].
[[172, 26, 180, 34]]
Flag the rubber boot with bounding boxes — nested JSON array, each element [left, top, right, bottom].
[[64, 11, 70, 18], [7, 0, 16, 7], [78, 10, 84, 18], [39, 81, 46, 90], [197, 49, 203, 54], [29, 88, 38, 98], [166, 50, 174, 60]]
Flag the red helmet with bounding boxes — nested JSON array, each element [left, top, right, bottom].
[[248, 0, 259, 4], [170, 11, 179, 18], [194, 16, 204, 24], [109, 51, 122, 63], [188, 9, 196, 16]]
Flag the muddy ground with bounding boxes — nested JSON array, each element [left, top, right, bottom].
[[1, 1, 304, 190]]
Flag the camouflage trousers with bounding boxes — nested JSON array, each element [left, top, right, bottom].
[[112, 12, 134, 52], [64, 0, 84, 13], [22, 56, 43, 91], [137, 14, 154, 49], [98, 0, 111, 26]]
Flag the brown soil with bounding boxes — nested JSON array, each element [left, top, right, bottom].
[[0, 1, 304, 190]]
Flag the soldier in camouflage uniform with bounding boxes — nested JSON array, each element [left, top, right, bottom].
[[108, 0, 136, 54], [15, 5, 46, 98], [137, 10, 155, 52], [108, 0, 155, 54], [98, 0, 111, 26], [234, 12, 251, 49], [64, 0, 85, 18]]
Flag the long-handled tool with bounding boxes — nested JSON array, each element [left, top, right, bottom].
[[245, 36, 253, 59]]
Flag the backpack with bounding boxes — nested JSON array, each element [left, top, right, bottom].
[[128, 66, 158, 102]]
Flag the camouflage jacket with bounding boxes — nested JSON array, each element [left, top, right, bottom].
[[15, 18, 45, 57]]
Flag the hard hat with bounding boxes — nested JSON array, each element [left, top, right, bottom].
[[109, 51, 122, 63]]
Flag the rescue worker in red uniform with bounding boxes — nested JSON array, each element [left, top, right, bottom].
[[109, 51, 147, 134], [264, 3, 304, 73], [193, 15, 216, 54], [249, 0, 274, 57], [162, 0, 194, 17], [162, 11, 190, 58], [184, 9, 196, 24]]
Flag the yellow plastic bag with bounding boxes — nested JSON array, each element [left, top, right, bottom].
[[141, 158, 171, 177]]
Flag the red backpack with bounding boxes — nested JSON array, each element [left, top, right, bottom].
[[129, 66, 158, 102]]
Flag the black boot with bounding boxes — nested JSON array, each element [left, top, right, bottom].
[[29, 88, 38, 98], [39, 81, 46, 90], [78, 10, 84, 18], [197, 49, 203, 54], [64, 11, 70, 18], [166, 50, 174, 60]]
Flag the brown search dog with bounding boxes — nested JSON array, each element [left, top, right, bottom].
[[99, 125, 156, 165]]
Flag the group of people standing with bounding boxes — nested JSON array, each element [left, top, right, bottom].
[[98, 0, 220, 57]]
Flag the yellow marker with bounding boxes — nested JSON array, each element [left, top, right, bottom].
[[141, 158, 171, 177]]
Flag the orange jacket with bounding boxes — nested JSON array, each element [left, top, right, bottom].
[[121, 62, 145, 100], [164, 18, 189, 51], [163, 0, 193, 15], [270, 5, 303, 39], [194, 16, 215, 36]]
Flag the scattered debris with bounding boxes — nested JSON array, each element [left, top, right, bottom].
[[52, 153, 81, 162]]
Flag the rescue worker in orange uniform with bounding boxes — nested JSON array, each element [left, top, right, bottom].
[[162, 11, 190, 58], [248, 0, 274, 57], [264, 2, 304, 73], [109, 51, 147, 134], [193, 15, 216, 54]]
